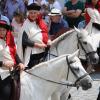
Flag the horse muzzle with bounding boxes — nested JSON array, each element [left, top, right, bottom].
[[82, 82, 92, 90], [89, 52, 99, 65], [80, 76, 93, 90]]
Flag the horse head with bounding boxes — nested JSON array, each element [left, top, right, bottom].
[[74, 27, 99, 64], [68, 50, 92, 90]]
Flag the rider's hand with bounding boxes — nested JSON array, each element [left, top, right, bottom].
[[18, 63, 25, 71], [47, 39, 52, 46], [34, 43, 47, 48], [3, 61, 14, 69]]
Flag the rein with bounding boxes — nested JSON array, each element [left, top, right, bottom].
[[24, 69, 76, 87], [24, 56, 89, 87]]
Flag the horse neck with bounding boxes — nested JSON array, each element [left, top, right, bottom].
[[24, 56, 74, 98], [92, 26, 100, 34], [91, 33, 100, 49], [85, 22, 100, 35], [50, 30, 78, 56], [85, 21, 92, 34], [29, 56, 68, 81]]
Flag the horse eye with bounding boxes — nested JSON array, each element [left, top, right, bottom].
[[83, 41, 87, 45], [70, 60, 76, 64]]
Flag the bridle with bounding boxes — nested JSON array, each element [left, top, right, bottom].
[[47, 33, 97, 61], [77, 34, 97, 61], [22, 55, 89, 87], [66, 56, 89, 87]]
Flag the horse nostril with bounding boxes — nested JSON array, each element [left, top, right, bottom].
[[92, 57, 99, 64], [88, 83, 92, 88]]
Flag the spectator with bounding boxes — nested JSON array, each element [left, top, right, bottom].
[[11, 11, 24, 43], [63, 0, 85, 28], [48, 0, 62, 10], [0, 0, 7, 15], [0, 14, 10, 25], [85, 0, 100, 25], [28, 0, 48, 5], [4, 0, 25, 22], [48, 8, 69, 40]]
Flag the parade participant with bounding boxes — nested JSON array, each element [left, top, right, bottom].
[[85, 0, 100, 25], [11, 11, 24, 44], [17, 3, 48, 69], [0, 19, 24, 70]]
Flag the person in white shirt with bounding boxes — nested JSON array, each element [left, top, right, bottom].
[[11, 11, 24, 43], [48, 0, 62, 10]]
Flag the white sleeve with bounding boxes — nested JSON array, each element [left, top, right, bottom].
[[53, 1, 62, 10]]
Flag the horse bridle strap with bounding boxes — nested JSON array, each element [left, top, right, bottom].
[[87, 51, 97, 56], [77, 35, 96, 60], [24, 70, 76, 87], [75, 73, 89, 85], [24, 55, 89, 87], [66, 56, 89, 87]]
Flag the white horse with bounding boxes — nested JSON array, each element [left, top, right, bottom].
[[84, 8, 100, 63], [47, 28, 99, 64], [19, 51, 92, 100], [46, 29, 98, 100]]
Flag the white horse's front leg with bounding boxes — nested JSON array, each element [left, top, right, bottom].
[[51, 92, 60, 100], [60, 87, 72, 100]]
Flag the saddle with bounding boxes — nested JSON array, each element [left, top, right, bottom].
[[0, 68, 20, 100]]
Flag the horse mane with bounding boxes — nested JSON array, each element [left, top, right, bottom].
[[51, 29, 75, 46], [29, 54, 69, 71]]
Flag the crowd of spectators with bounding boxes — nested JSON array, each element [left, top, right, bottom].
[[0, 0, 100, 40]]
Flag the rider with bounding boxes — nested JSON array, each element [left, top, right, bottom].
[[17, 3, 49, 69], [85, 0, 100, 25], [0, 19, 24, 70]]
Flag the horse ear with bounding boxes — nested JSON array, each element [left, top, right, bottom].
[[68, 50, 79, 61], [74, 26, 80, 33]]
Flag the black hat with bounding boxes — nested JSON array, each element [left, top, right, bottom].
[[0, 20, 12, 30], [27, 3, 41, 11]]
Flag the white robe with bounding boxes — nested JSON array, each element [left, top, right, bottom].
[[17, 19, 45, 66]]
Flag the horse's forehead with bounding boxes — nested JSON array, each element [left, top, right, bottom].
[[71, 57, 81, 65], [70, 57, 84, 72], [78, 29, 88, 38]]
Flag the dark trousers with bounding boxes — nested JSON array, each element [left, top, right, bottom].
[[27, 52, 45, 69]]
